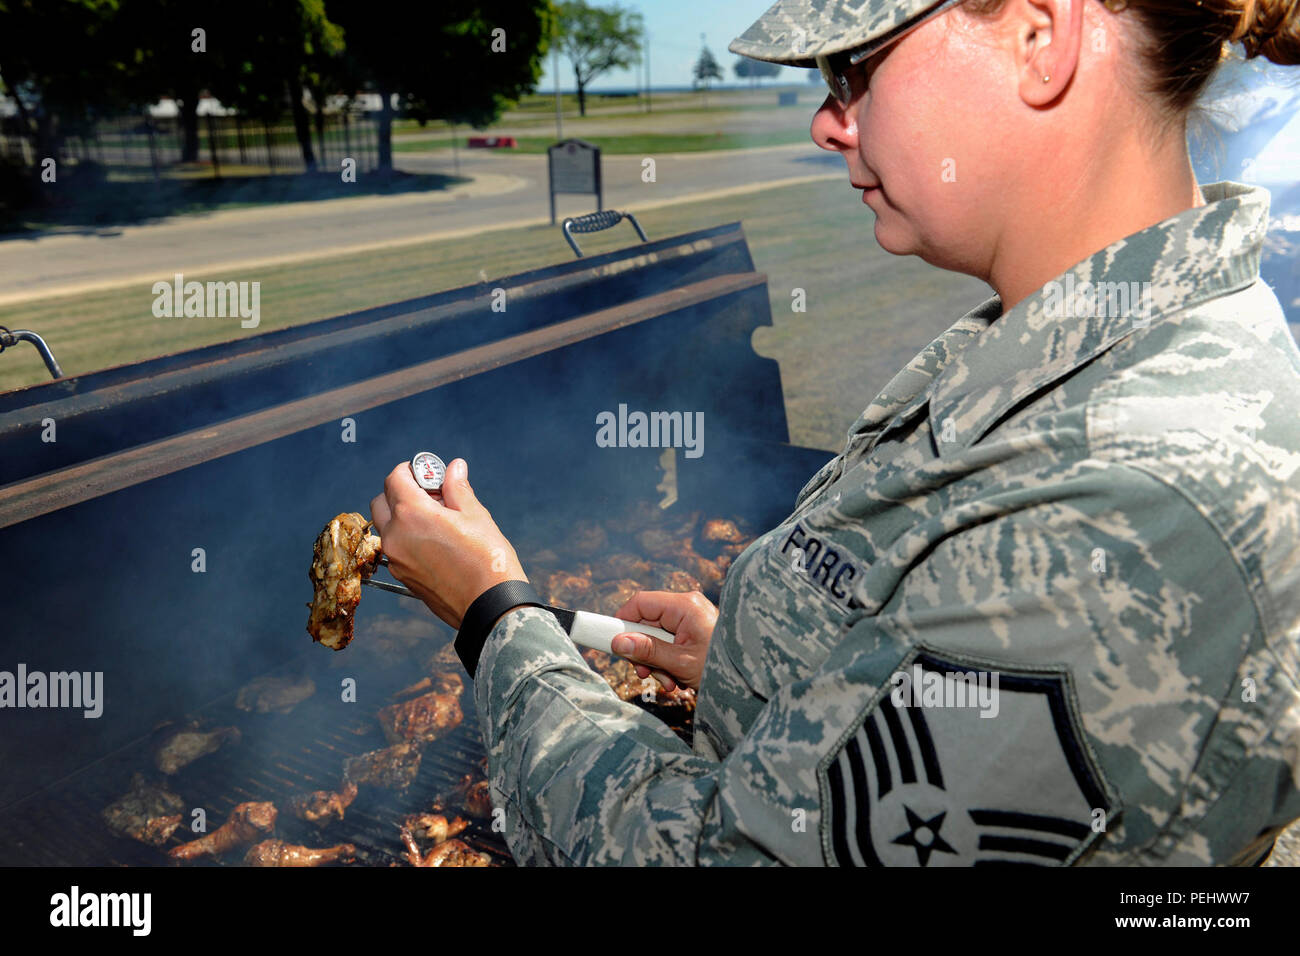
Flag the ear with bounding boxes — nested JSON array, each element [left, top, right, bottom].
[[1015, 0, 1084, 106]]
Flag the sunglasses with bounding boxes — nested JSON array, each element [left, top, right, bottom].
[[816, 0, 965, 107]]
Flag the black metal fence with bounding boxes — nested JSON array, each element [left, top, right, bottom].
[[0, 110, 381, 176]]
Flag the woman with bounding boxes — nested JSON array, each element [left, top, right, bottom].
[[371, 0, 1300, 865]]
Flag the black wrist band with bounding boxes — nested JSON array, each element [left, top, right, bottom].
[[454, 580, 545, 679]]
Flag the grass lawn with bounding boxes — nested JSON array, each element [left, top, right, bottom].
[[0, 180, 990, 450]]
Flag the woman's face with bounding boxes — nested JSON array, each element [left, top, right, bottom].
[[811, 9, 1025, 277]]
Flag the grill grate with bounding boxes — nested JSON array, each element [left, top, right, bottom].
[[0, 616, 695, 867], [0, 640, 514, 866]]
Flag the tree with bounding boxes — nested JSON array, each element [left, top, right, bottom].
[[329, 0, 552, 173], [555, 1, 642, 118], [693, 46, 722, 105], [0, 0, 128, 162], [734, 56, 781, 88], [206, 0, 345, 171]]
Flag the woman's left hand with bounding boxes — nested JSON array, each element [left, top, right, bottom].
[[370, 458, 527, 630]]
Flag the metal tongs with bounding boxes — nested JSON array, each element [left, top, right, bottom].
[[363, 555, 411, 598], [361, 452, 678, 687]]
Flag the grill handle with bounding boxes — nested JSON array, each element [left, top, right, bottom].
[[0, 327, 63, 380]]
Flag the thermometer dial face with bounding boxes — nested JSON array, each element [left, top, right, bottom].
[[410, 452, 446, 492]]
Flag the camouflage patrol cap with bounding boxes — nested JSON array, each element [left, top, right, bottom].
[[730, 0, 964, 67]]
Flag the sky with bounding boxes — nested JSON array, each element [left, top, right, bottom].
[[536, 0, 792, 92]]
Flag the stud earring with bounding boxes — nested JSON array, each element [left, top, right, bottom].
[[1042, 74, 1051, 83]]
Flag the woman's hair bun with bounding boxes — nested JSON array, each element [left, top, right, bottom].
[[1228, 0, 1300, 65]]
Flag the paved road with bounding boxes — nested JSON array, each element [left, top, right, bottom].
[[0, 144, 843, 305]]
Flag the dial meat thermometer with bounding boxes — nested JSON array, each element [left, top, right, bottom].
[[365, 452, 677, 684]]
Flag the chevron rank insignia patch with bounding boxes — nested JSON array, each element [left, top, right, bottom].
[[819, 651, 1118, 866]]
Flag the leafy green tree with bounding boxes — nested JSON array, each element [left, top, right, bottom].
[[205, 0, 344, 170], [555, 0, 642, 117], [0, 0, 124, 160], [693, 45, 722, 106], [329, 0, 552, 172], [734, 56, 781, 87]]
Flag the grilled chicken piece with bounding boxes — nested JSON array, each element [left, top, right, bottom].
[[439, 773, 493, 820], [289, 780, 358, 826], [152, 721, 241, 775], [307, 512, 383, 651], [543, 570, 592, 607], [591, 578, 643, 617], [401, 811, 470, 845], [343, 742, 422, 792], [244, 839, 356, 867], [429, 640, 462, 669], [583, 650, 697, 709], [168, 802, 277, 861], [598, 552, 653, 581], [399, 827, 491, 867], [393, 665, 464, 700], [683, 552, 727, 591], [636, 528, 681, 561], [649, 563, 702, 593], [666, 509, 703, 540], [235, 675, 317, 714], [701, 518, 747, 545], [102, 773, 185, 847], [377, 679, 463, 745]]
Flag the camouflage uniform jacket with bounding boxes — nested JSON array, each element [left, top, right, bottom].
[[474, 181, 1300, 865]]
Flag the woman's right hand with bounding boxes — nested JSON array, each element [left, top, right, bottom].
[[609, 590, 718, 693]]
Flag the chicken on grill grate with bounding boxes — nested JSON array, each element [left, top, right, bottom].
[[377, 672, 464, 745], [401, 810, 470, 845], [399, 828, 492, 867], [244, 839, 357, 867], [235, 674, 317, 714], [168, 801, 278, 861], [101, 773, 186, 847], [344, 742, 423, 792], [289, 780, 359, 826], [152, 720, 241, 775]]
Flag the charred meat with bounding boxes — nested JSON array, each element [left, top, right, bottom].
[[649, 563, 702, 593], [235, 674, 316, 714], [377, 680, 463, 745], [590, 578, 642, 617], [401, 811, 470, 845], [543, 570, 592, 607], [448, 774, 493, 820], [289, 780, 358, 826], [602, 552, 653, 580], [168, 802, 277, 861], [392, 667, 463, 701], [583, 650, 697, 709], [701, 518, 747, 545], [153, 721, 240, 775], [399, 827, 491, 867], [343, 742, 422, 792], [101, 774, 185, 847], [307, 512, 383, 651], [244, 839, 357, 867]]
